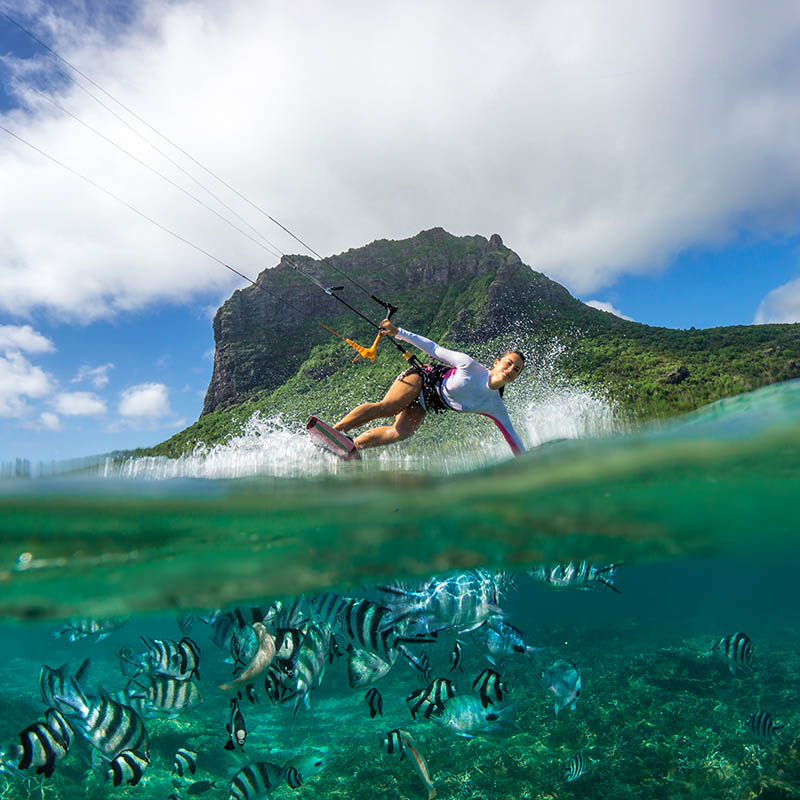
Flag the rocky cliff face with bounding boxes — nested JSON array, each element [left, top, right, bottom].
[[202, 228, 604, 414]]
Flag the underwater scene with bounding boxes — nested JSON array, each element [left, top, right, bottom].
[[1, 380, 799, 800]]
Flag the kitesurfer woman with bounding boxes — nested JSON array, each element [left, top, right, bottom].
[[333, 319, 525, 455]]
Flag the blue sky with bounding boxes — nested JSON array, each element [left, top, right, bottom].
[[1, 1, 800, 465]]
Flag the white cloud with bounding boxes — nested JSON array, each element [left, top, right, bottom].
[[72, 363, 114, 388], [754, 277, 800, 323], [585, 300, 635, 321], [119, 382, 171, 418], [0, 0, 798, 320], [0, 350, 54, 417], [40, 411, 61, 430], [0, 324, 55, 355], [53, 391, 107, 416]]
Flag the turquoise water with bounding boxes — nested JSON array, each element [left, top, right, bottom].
[[1, 381, 799, 799]]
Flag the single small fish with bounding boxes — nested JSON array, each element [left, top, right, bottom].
[[539, 660, 581, 718], [432, 694, 518, 738], [224, 697, 247, 751], [713, 632, 753, 675], [347, 645, 393, 688], [407, 678, 456, 719], [748, 710, 784, 742], [53, 617, 128, 642], [528, 562, 621, 592], [173, 746, 198, 777], [63, 686, 149, 761], [365, 687, 383, 718], [245, 684, 257, 704], [282, 752, 327, 788], [187, 779, 218, 795], [140, 636, 201, 681], [564, 752, 586, 782], [228, 762, 282, 800], [472, 668, 506, 708], [449, 641, 464, 673], [106, 749, 148, 787], [13, 715, 71, 778], [471, 616, 542, 665], [397, 730, 436, 800], [126, 674, 201, 717]]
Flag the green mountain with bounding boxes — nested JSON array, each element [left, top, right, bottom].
[[140, 228, 800, 457]]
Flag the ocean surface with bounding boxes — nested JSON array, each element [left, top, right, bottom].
[[0, 380, 798, 799]]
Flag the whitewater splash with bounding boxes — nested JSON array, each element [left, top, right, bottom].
[[104, 380, 622, 480], [104, 414, 330, 480]]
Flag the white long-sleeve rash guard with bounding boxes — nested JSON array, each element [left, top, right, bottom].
[[395, 328, 525, 456]]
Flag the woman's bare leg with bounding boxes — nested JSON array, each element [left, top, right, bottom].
[[353, 402, 427, 450], [334, 372, 423, 432]]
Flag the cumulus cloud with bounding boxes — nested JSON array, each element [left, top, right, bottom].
[[0, 0, 798, 322], [53, 391, 107, 415], [0, 350, 53, 417], [40, 411, 61, 430], [753, 277, 800, 324], [585, 300, 635, 321], [119, 382, 171, 418], [72, 362, 114, 388], [0, 324, 55, 354]]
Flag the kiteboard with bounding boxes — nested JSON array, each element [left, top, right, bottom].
[[306, 416, 361, 460]]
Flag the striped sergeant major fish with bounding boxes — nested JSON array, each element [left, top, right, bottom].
[[281, 752, 327, 789], [748, 710, 784, 742], [39, 658, 91, 714], [228, 761, 283, 800], [12, 709, 74, 778], [381, 570, 506, 635], [472, 668, 506, 708], [365, 687, 383, 718], [224, 697, 247, 751], [106, 749, 149, 787], [139, 636, 201, 680], [173, 746, 198, 776], [407, 678, 456, 719], [713, 632, 753, 675], [59, 685, 149, 761], [53, 616, 129, 642], [379, 729, 436, 800], [527, 562, 622, 593], [564, 751, 586, 782], [126, 675, 201, 716]]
